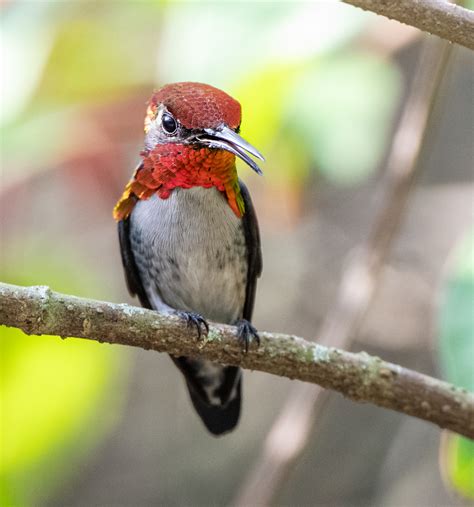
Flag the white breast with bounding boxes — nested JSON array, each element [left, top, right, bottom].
[[129, 187, 247, 324]]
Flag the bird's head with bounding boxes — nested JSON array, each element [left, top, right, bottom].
[[144, 82, 264, 174], [113, 82, 264, 221]]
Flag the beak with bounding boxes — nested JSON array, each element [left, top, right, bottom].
[[196, 125, 265, 175]]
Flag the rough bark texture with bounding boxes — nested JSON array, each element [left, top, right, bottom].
[[1, 282, 473, 440], [343, 0, 474, 50]]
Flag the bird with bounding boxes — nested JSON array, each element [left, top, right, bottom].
[[113, 82, 263, 435]]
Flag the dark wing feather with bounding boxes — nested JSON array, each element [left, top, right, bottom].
[[118, 215, 152, 310], [239, 179, 263, 322], [117, 162, 152, 309]]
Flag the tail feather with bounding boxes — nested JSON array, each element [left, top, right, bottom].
[[187, 378, 241, 435], [171, 356, 242, 435]]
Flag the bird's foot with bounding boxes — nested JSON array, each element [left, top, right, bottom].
[[178, 311, 209, 340], [234, 319, 260, 353]]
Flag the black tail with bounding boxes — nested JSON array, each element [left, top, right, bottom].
[[171, 356, 242, 435], [187, 378, 241, 435]]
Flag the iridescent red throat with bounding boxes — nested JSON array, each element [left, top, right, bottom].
[[113, 144, 244, 221]]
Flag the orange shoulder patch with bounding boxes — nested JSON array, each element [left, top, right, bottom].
[[113, 181, 136, 221], [113, 160, 162, 221]]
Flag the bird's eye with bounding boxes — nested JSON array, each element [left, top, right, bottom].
[[162, 113, 178, 135]]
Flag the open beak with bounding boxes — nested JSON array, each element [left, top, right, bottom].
[[196, 125, 265, 175]]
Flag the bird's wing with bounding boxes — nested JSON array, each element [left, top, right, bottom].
[[117, 162, 153, 311], [118, 217, 153, 309], [239, 179, 263, 322]]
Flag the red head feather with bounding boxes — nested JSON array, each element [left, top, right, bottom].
[[149, 82, 241, 130]]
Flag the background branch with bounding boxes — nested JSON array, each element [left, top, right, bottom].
[[342, 0, 474, 50], [1, 281, 473, 441], [234, 37, 453, 506]]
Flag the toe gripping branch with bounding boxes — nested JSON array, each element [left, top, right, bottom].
[[179, 312, 259, 353], [234, 319, 260, 353], [180, 311, 209, 340]]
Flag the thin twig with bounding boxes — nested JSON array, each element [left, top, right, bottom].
[[233, 38, 453, 507], [343, 0, 474, 50], [0, 281, 473, 440]]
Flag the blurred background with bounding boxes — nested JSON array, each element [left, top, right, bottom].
[[1, 1, 473, 506]]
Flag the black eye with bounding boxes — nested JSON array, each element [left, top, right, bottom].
[[162, 113, 178, 134]]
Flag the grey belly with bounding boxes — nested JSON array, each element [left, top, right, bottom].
[[129, 187, 247, 324]]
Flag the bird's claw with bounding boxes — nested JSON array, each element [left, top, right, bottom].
[[179, 311, 209, 340], [235, 319, 260, 353]]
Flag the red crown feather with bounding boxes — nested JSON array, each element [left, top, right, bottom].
[[149, 82, 241, 130]]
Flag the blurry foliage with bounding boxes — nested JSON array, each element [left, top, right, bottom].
[[0, 250, 127, 506], [157, 1, 367, 85], [438, 229, 474, 499], [2, 1, 401, 194], [235, 51, 401, 186], [0, 1, 435, 504], [1, 1, 161, 122], [35, 3, 161, 106], [287, 52, 401, 184], [0, 2, 56, 126], [1, 110, 71, 178], [235, 64, 312, 185]]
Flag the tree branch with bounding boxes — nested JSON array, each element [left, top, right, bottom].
[[1, 281, 473, 440], [342, 0, 474, 51]]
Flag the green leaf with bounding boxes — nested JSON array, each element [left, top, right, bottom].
[[442, 435, 474, 499], [438, 229, 474, 500], [439, 229, 474, 391]]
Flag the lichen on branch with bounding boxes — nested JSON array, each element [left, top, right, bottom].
[[1, 282, 473, 440]]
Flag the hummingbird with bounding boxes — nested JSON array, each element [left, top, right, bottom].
[[114, 82, 263, 435]]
